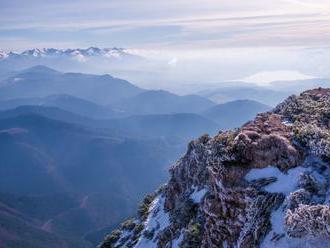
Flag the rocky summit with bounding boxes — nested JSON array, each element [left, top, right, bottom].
[[100, 88, 330, 248]]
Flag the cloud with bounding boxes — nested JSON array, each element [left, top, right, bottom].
[[0, 37, 77, 52], [0, 0, 329, 50], [168, 57, 178, 66]]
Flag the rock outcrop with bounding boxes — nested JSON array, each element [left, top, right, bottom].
[[100, 88, 330, 248]]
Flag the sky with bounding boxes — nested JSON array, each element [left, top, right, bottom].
[[1, 0, 330, 91], [1, 0, 330, 51]]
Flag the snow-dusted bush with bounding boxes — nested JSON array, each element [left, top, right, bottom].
[[295, 124, 330, 159], [285, 204, 330, 238]]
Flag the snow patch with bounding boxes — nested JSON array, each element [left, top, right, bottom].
[[261, 206, 288, 247], [172, 232, 184, 247], [282, 119, 294, 126], [190, 187, 207, 203], [245, 166, 307, 195], [144, 196, 170, 231]]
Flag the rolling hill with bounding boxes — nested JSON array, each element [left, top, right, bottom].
[[0, 94, 117, 119], [115, 90, 215, 115], [202, 99, 271, 129]]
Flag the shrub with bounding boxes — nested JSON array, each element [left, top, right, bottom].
[[181, 222, 203, 248], [285, 204, 330, 238], [99, 229, 122, 248], [143, 229, 155, 240], [138, 193, 156, 220], [133, 223, 144, 236], [121, 219, 136, 231]]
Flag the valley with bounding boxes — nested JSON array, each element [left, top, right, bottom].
[[0, 65, 271, 247]]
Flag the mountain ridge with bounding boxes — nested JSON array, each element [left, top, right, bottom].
[[202, 99, 271, 129], [116, 90, 216, 115], [0, 66, 218, 115], [0, 65, 144, 105]]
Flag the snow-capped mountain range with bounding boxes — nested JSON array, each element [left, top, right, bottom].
[[0, 47, 132, 60]]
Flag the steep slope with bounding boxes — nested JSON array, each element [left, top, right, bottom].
[[101, 88, 330, 248], [116, 90, 215, 115], [0, 113, 182, 247], [0, 201, 92, 248], [0, 65, 143, 105], [202, 99, 271, 129]]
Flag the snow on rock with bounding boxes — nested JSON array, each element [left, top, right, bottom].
[[245, 159, 330, 247], [144, 196, 169, 232], [258, 156, 330, 248], [135, 196, 169, 248]]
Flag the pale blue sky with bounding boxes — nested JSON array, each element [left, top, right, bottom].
[[0, 0, 330, 51]]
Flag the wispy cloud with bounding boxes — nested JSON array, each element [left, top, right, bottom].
[[0, 0, 329, 50]]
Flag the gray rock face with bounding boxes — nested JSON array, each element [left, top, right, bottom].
[[100, 88, 330, 248]]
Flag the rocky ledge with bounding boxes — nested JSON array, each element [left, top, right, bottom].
[[100, 88, 330, 248]]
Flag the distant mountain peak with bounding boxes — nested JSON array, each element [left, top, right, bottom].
[[21, 48, 45, 57], [21, 65, 61, 74], [0, 50, 9, 59], [0, 47, 134, 61]]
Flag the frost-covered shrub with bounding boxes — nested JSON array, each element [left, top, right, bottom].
[[274, 89, 330, 127], [294, 124, 330, 159], [285, 204, 330, 238], [133, 223, 144, 236], [138, 193, 156, 220], [286, 189, 311, 210]]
